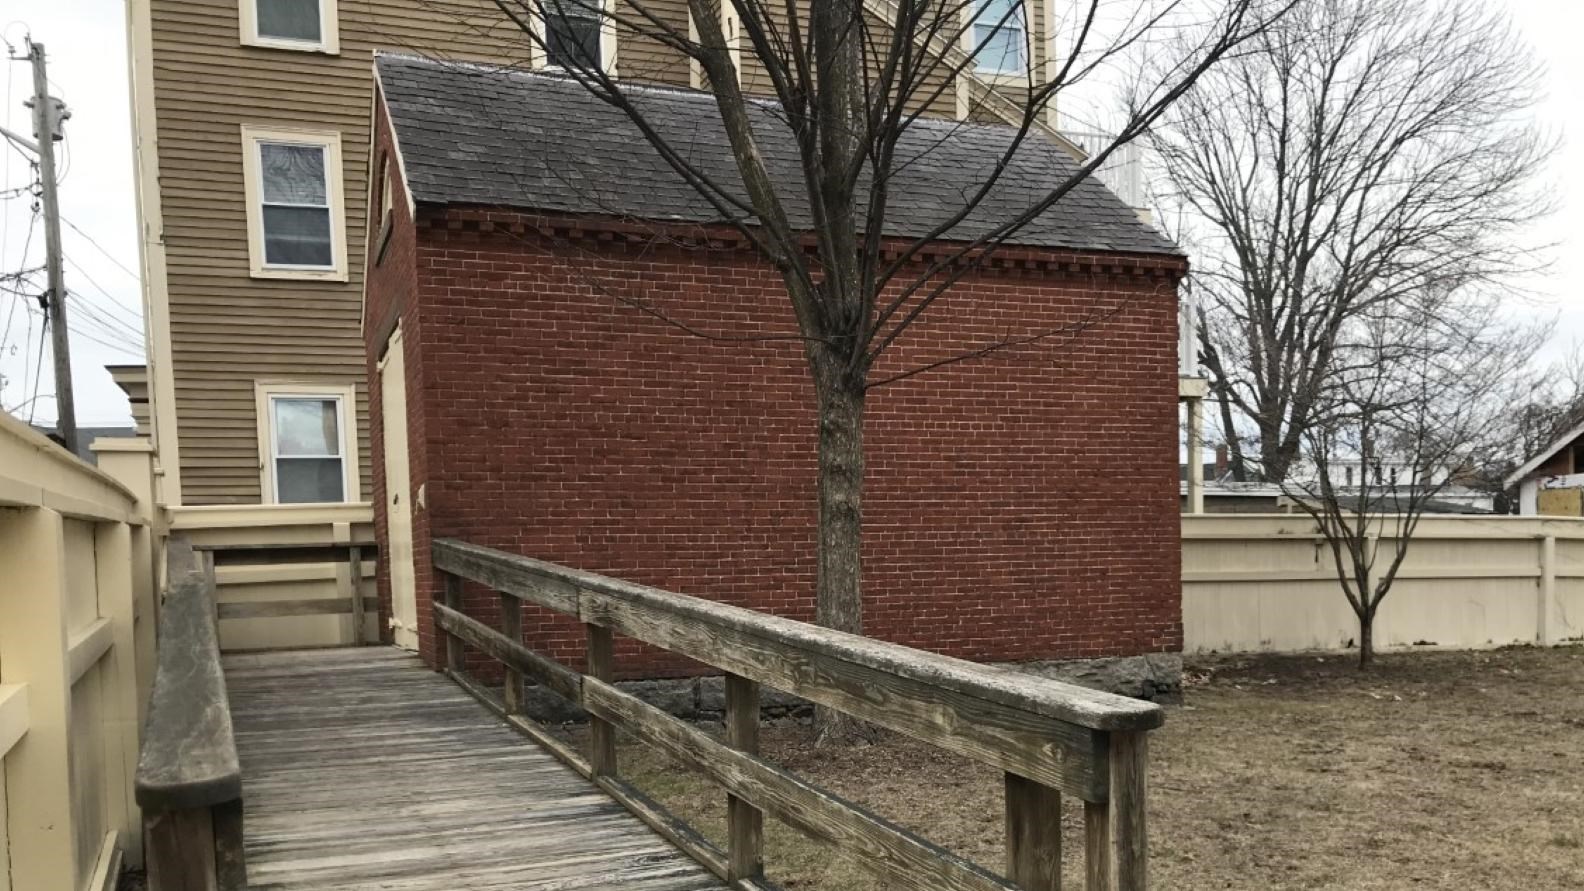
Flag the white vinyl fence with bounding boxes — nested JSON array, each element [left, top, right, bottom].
[[1183, 514, 1584, 654]]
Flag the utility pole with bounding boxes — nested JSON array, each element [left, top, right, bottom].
[[27, 40, 77, 453]]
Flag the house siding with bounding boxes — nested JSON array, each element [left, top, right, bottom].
[[366, 200, 1184, 674], [147, 0, 533, 503], [146, 0, 1084, 505]]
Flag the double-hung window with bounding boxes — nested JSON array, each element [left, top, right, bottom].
[[241, 126, 347, 280], [241, 0, 340, 53], [257, 384, 357, 503], [970, 0, 1027, 76]]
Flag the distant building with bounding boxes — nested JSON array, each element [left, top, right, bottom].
[[1504, 419, 1584, 515]]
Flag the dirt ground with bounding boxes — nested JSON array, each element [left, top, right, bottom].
[[612, 646, 1584, 890]]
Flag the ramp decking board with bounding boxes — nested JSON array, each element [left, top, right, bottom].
[[226, 647, 728, 891]]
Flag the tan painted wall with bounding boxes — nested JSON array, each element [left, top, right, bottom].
[[0, 414, 155, 891], [1183, 514, 1584, 654]]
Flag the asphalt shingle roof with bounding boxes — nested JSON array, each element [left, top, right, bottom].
[[376, 53, 1179, 255]]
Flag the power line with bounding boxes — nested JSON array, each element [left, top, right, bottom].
[[62, 252, 141, 326], [61, 215, 138, 281]]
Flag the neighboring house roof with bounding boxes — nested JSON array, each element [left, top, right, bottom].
[[30, 425, 138, 465], [1290, 492, 1493, 516], [374, 54, 1180, 256], [1503, 417, 1584, 488]]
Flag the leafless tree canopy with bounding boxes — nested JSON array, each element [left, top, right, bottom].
[[1152, 0, 1554, 483], [1280, 290, 1550, 665]]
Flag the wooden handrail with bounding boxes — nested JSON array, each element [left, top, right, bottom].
[[134, 537, 246, 890], [434, 537, 1161, 891]]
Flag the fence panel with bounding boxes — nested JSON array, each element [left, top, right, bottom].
[[1183, 514, 1584, 653], [0, 414, 153, 891]]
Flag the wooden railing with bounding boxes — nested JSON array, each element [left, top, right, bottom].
[[134, 538, 245, 891], [169, 503, 377, 650], [434, 538, 1164, 891]]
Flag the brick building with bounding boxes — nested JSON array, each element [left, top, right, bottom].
[[363, 55, 1188, 693]]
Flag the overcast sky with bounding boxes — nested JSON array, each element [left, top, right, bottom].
[[1, 0, 1580, 428]]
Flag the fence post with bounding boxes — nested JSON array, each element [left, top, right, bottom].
[[1107, 730, 1149, 890], [500, 593, 524, 714], [92, 437, 160, 720], [0, 506, 78, 889], [586, 624, 617, 776], [1539, 534, 1556, 646], [1005, 772, 1061, 891], [96, 521, 145, 867], [443, 574, 464, 674], [725, 674, 763, 881]]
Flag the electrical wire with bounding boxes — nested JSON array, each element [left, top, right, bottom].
[[61, 216, 139, 281]]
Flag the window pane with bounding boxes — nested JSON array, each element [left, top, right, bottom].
[[262, 206, 333, 266], [546, 9, 601, 68], [260, 144, 327, 205], [276, 458, 345, 503], [257, 0, 322, 42], [274, 398, 340, 456], [973, 0, 1026, 73]]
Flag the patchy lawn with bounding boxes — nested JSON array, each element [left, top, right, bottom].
[[605, 646, 1584, 890]]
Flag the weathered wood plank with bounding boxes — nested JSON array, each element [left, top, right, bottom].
[[587, 623, 618, 777], [434, 602, 582, 702], [348, 545, 365, 644], [725, 674, 764, 883], [442, 573, 463, 674], [216, 595, 377, 619], [1005, 772, 1060, 891], [1085, 800, 1110, 891], [227, 647, 726, 891], [1108, 731, 1149, 891], [581, 588, 1108, 801], [499, 591, 524, 713], [582, 677, 1015, 891], [433, 539, 580, 614], [431, 539, 1160, 732]]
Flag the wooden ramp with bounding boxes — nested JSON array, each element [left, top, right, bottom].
[[225, 647, 728, 891]]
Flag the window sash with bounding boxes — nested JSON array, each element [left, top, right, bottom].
[[256, 140, 335, 269], [971, 0, 1027, 75], [269, 395, 347, 503], [255, 0, 323, 44]]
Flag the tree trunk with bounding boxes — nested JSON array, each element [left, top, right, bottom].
[[809, 354, 871, 744], [1357, 613, 1374, 668]]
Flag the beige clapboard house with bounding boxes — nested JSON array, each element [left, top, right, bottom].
[[124, 0, 1139, 512]]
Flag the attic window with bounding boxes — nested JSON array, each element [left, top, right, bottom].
[[242, 0, 340, 53], [546, 1, 600, 67], [969, 0, 1027, 76]]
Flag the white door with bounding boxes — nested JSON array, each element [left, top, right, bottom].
[[379, 325, 419, 650]]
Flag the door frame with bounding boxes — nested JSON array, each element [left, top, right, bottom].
[[378, 324, 419, 651]]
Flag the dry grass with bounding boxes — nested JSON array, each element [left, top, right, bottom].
[[609, 645, 1584, 890]]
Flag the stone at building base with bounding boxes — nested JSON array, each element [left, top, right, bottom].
[[518, 652, 1183, 724]]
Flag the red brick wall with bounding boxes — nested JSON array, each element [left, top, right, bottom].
[[366, 193, 1185, 677]]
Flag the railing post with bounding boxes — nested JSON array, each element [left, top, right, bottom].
[[0, 506, 78, 889], [725, 673, 763, 881], [349, 544, 365, 645], [585, 623, 617, 776], [443, 573, 464, 674], [1005, 772, 1060, 891], [1538, 533, 1556, 645], [96, 521, 145, 867], [1106, 730, 1149, 891], [500, 593, 524, 714]]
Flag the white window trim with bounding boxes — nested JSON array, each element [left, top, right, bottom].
[[530, 0, 619, 76], [688, 3, 740, 90], [962, 0, 1030, 83], [255, 382, 360, 504], [240, 125, 349, 282], [239, 0, 340, 54]]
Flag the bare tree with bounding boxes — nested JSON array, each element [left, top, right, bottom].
[[448, 0, 1290, 739], [1151, 0, 1553, 483], [1280, 294, 1549, 666]]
